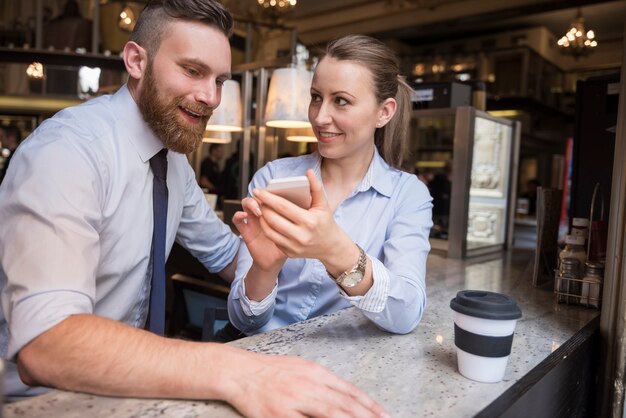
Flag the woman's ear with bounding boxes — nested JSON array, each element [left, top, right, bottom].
[[377, 98, 397, 128], [122, 41, 148, 80]]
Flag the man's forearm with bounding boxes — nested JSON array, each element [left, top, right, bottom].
[[16, 313, 389, 418], [17, 314, 236, 400]]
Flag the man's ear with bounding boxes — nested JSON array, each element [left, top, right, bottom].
[[123, 41, 148, 80]]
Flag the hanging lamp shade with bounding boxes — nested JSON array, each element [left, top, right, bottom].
[[286, 126, 317, 142], [265, 68, 312, 128], [202, 130, 232, 144], [206, 79, 243, 132]]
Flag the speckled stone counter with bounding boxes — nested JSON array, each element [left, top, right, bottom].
[[3, 250, 599, 418]]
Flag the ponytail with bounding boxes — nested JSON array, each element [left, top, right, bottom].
[[375, 75, 412, 168]]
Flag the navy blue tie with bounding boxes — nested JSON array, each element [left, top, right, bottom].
[[147, 149, 168, 335]]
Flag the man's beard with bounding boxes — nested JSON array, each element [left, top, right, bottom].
[[137, 62, 211, 154]]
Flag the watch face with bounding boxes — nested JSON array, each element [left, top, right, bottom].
[[340, 271, 364, 288]]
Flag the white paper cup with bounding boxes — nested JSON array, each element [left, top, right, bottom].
[[450, 290, 522, 383]]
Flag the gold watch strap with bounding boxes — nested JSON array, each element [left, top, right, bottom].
[[327, 244, 366, 283]]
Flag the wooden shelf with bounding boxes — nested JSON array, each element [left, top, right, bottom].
[[0, 47, 125, 70]]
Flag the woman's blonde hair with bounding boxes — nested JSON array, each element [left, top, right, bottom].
[[324, 34, 411, 168]]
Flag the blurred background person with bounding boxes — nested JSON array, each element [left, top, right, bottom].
[[521, 178, 541, 216], [427, 161, 452, 238], [199, 143, 224, 194]]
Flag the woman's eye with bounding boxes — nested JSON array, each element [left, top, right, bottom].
[[310, 93, 321, 103], [335, 97, 348, 106]]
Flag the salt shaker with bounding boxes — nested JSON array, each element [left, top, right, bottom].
[[580, 261, 604, 308], [557, 257, 582, 304]]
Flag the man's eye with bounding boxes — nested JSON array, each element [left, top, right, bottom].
[[186, 67, 200, 77]]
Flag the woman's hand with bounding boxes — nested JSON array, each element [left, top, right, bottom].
[[232, 198, 287, 273], [251, 170, 353, 266]]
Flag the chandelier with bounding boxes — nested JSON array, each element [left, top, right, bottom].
[[257, 0, 297, 9], [557, 8, 598, 56]]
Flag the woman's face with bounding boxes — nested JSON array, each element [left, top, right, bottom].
[[308, 57, 393, 163]]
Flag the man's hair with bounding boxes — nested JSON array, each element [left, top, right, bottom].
[[130, 0, 233, 56]]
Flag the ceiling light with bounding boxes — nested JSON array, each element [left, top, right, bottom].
[[117, 4, 135, 32], [257, 0, 296, 9], [206, 80, 243, 132], [286, 127, 317, 142], [26, 62, 44, 79], [557, 8, 598, 57], [202, 131, 232, 144], [265, 68, 312, 129]]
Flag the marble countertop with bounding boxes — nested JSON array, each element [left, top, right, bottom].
[[4, 250, 599, 418]]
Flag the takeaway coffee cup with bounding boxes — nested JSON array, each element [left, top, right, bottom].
[[450, 290, 522, 383]]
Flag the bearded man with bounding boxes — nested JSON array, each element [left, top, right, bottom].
[[0, 1, 387, 417]]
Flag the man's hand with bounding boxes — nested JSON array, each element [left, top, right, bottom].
[[225, 350, 389, 418]]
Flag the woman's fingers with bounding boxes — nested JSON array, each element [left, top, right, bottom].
[[241, 196, 262, 217], [306, 169, 329, 210]]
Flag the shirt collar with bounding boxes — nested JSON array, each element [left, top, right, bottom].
[[111, 84, 164, 162], [312, 147, 396, 198]]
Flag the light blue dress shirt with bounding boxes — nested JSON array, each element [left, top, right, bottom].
[[228, 150, 433, 335], [0, 85, 239, 397]]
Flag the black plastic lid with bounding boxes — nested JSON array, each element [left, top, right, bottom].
[[450, 290, 522, 320]]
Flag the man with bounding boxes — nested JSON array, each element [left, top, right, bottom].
[[199, 143, 224, 194], [0, 1, 387, 417]]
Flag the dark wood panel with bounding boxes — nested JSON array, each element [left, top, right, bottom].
[[476, 315, 600, 418]]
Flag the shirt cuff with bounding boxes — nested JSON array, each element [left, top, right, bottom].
[[238, 277, 279, 317], [341, 255, 389, 313], [7, 290, 93, 359]]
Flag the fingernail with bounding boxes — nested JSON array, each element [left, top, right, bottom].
[[254, 207, 262, 216]]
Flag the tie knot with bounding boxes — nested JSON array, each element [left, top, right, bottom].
[[150, 149, 168, 180]]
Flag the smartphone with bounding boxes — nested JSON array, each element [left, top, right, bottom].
[[266, 176, 312, 209]]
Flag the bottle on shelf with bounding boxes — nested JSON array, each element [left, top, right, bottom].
[[571, 217, 590, 244]]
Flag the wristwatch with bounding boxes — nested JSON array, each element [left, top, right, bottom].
[[328, 244, 367, 288]]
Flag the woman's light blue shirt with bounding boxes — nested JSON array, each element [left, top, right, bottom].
[[228, 150, 433, 335]]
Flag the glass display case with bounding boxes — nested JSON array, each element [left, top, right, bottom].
[[407, 106, 520, 258]]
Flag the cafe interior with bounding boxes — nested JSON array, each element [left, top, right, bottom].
[[1, 0, 626, 416]]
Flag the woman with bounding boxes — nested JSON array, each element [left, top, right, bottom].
[[229, 34, 433, 335]]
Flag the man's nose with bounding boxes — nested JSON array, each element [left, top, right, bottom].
[[194, 81, 221, 109]]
